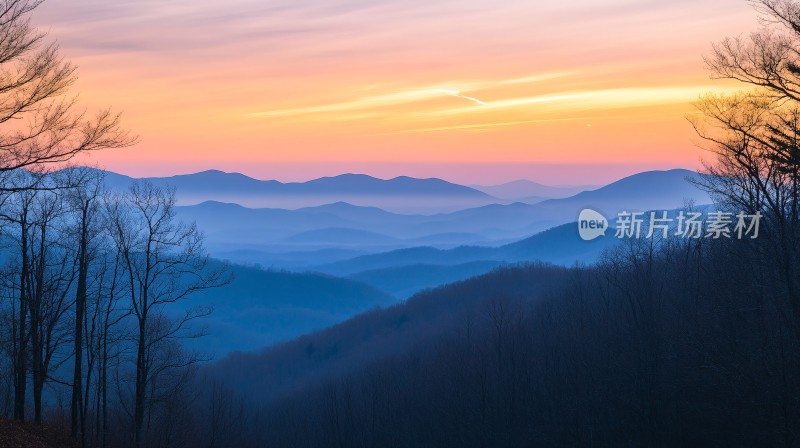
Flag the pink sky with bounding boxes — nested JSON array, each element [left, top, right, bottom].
[[34, 0, 759, 184]]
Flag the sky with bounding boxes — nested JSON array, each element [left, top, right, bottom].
[[34, 0, 759, 185]]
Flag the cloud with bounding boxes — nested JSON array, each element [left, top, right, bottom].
[[427, 85, 743, 117], [244, 71, 572, 119]]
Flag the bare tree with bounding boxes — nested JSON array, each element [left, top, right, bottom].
[[691, 0, 800, 321], [0, 173, 39, 421], [86, 247, 128, 448], [697, 0, 800, 219], [0, 0, 135, 187], [202, 379, 249, 448], [26, 179, 75, 425], [105, 182, 230, 448], [0, 0, 136, 424], [63, 168, 105, 442]]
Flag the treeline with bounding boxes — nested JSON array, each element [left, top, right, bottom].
[[154, 225, 791, 448], [0, 1, 231, 446], [0, 169, 228, 447], [259, 236, 800, 447]]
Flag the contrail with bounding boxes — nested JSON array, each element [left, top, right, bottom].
[[436, 89, 487, 105], [244, 88, 486, 119]]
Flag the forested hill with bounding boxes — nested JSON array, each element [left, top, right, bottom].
[[192, 233, 800, 447], [207, 263, 570, 407], [179, 263, 397, 354]]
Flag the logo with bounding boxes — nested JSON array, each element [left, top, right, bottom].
[[577, 208, 762, 241], [578, 208, 609, 241]]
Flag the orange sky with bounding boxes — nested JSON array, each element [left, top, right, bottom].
[[34, 0, 759, 184]]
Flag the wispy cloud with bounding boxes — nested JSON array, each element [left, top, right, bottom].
[[245, 82, 739, 129], [243, 89, 475, 118], [428, 86, 742, 117], [244, 71, 572, 119]]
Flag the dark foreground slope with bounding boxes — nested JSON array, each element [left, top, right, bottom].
[[0, 419, 77, 448], [196, 236, 800, 448]]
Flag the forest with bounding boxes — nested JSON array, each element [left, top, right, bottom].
[[2, 0, 800, 447]]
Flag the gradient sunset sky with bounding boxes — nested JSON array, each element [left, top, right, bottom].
[[35, 0, 758, 184]]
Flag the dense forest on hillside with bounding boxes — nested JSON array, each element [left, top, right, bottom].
[[163, 231, 798, 447]]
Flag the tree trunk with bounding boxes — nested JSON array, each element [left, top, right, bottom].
[[134, 316, 147, 448], [14, 216, 28, 422], [71, 204, 89, 439], [31, 224, 46, 425], [101, 327, 109, 448]]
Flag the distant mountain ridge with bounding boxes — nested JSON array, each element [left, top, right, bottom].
[[472, 179, 598, 200], [314, 220, 619, 276], [168, 169, 712, 267], [101, 169, 491, 197], [95, 169, 499, 213]]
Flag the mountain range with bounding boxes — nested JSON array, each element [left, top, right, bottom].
[[314, 220, 619, 277], [471, 179, 599, 201], [91, 166, 714, 353], [102, 170, 496, 213], [171, 169, 709, 265]]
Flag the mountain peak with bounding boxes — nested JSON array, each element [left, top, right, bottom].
[[181, 169, 256, 180]]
